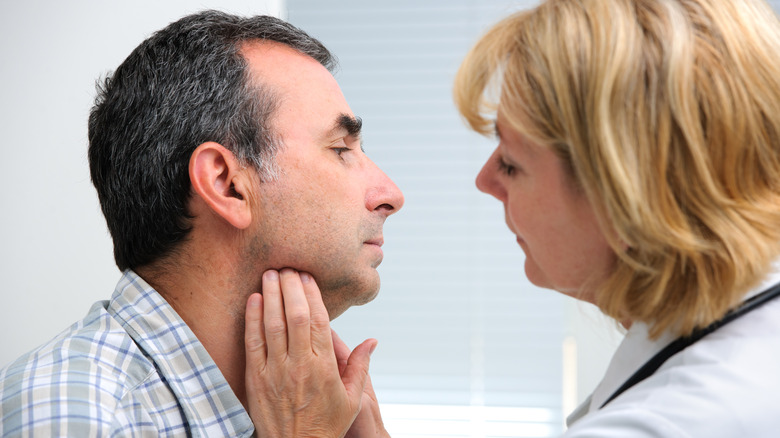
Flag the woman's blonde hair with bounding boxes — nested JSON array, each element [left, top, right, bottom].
[[455, 0, 780, 338]]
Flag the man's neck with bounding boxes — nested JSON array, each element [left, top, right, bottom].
[[136, 254, 260, 408]]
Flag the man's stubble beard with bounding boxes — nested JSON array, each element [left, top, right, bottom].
[[239, 234, 380, 321]]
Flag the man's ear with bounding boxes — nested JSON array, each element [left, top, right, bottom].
[[189, 142, 252, 230]]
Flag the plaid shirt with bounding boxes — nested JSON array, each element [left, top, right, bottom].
[[0, 271, 254, 437]]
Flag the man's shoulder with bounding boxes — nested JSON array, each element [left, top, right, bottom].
[[0, 300, 160, 436], [1, 299, 156, 389]]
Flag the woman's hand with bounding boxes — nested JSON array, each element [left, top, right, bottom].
[[244, 269, 378, 437]]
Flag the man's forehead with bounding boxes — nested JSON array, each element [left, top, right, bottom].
[[240, 40, 356, 143], [240, 40, 327, 84]]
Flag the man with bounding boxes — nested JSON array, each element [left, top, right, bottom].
[[0, 11, 403, 437]]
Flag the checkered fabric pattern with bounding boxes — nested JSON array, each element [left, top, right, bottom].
[[0, 271, 254, 437]]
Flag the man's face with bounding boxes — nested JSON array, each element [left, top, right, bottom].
[[241, 42, 404, 319]]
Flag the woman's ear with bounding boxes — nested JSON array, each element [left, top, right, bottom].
[[189, 142, 253, 229]]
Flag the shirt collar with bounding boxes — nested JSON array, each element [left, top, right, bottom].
[[107, 270, 254, 437]]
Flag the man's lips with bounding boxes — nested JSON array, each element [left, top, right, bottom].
[[364, 237, 384, 247]]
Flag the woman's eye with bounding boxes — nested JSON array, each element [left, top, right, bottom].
[[497, 156, 517, 176]]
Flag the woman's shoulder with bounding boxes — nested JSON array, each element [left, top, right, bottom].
[[569, 296, 780, 437], [596, 298, 780, 436]]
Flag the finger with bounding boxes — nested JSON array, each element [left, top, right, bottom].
[[279, 269, 312, 358], [262, 269, 288, 362], [341, 339, 378, 408], [331, 329, 351, 376], [244, 293, 267, 369], [300, 272, 333, 354]]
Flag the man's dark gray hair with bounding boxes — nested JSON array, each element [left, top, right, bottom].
[[88, 10, 336, 271]]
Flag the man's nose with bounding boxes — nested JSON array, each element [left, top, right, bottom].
[[365, 161, 404, 216]]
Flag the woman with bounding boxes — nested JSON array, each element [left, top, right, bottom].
[[243, 0, 780, 436]]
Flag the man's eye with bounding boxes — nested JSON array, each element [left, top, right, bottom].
[[333, 147, 350, 156]]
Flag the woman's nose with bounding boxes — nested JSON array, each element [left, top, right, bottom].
[[476, 148, 506, 202]]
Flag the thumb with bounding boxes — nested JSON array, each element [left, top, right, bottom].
[[341, 338, 377, 404]]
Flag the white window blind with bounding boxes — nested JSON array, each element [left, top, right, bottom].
[[287, 2, 565, 436]]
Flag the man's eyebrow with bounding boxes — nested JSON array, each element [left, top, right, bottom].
[[334, 113, 363, 138]]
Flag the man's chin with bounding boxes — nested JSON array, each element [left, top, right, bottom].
[[322, 274, 381, 320], [354, 283, 380, 306]]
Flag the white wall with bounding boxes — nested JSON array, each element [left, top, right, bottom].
[[0, 0, 284, 369]]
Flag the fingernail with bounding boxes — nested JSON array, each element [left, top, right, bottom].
[[369, 341, 378, 355], [248, 293, 260, 307], [300, 272, 311, 283], [264, 270, 279, 281]]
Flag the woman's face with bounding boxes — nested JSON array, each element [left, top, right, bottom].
[[475, 110, 615, 303]]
